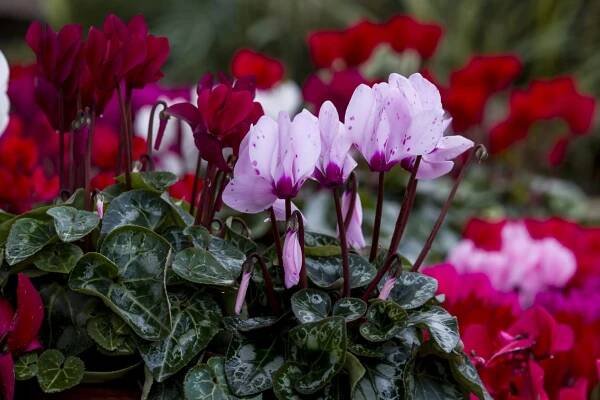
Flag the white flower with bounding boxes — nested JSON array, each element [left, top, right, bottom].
[[0, 50, 10, 137]]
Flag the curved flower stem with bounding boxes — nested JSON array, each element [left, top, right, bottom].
[[291, 210, 307, 289], [84, 108, 96, 211], [333, 187, 351, 297], [200, 164, 218, 226], [344, 172, 357, 231], [208, 170, 227, 222], [411, 146, 479, 272], [189, 155, 202, 216], [250, 253, 281, 314], [369, 172, 385, 262], [115, 82, 132, 189], [362, 156, 422, 300], [143, 100, 167, 171], [285, 198, 292, 221], [269, 207, 284, 269]]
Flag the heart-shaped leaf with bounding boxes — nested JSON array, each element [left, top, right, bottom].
[[288, 316, 347, 394], [47, 206, 100, 242], [291, 289, 331, 324], [86, 313, 135, 355], [272, 362, 341, 400], [347, 340, 386, 359], [450, 354, 492, 400], [224, 337, 284, 397], [5, 218, 55, 265], [101, 190, 170, 234], [378, 272, 438, 310], [404, 356, 463, 399], [304, 232, 340, 257], [161, 227, 193, 252], [407, 306, 459, 353], [139, 292, 222, 382], [354, 345, 412, 400], [184, 364, 229, 400], [147, 377, 184, 400], [305, 254, 376, 289], [332, 298, 367, 322], [172, 246, 243, 286], [222, 316, 279, 332], [70, 226, 172, 340], [36, 349, 85, 393], [117, 171, 178, 193], [161, 193, 195, 227], [33, 243, 83, 274], [360, 300, 408, 342], [15, 353, 38, 381]]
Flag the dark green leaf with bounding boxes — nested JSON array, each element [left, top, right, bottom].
[[272, 362, 340, 400], [450, 354, 492, 400], [305, 254, 376, 289], [86, 313, 135, 355], [347, 340, 385, 358], [291, 288, 331, 323], [161, 193, 195, 227], [147, 378, 184, 400], [70, 226, 172, 340], [0, 209, 14, 224], [33, 243, 83, 274], [224, 337, 284, 397], [5, 218, 55, 265], [332, 297, 367, 322], [304, 232, 340, 257], [408, 306, 459, 353], [161, 227, 193, 252], [184, 364, 229, 400], [139, 292, 222, 382], [47, 206, 100, 242], [360, 300, 408, 342], [36, 349, 85, 393], [344, 352, 365, 394], [288, 316, 347, 394], [117, 171, 178, 192], [354, 345, 412, 400], [222, 316, 279, 332], [101, 190, 170, 234], [15, 353, 38, 381], [172, 246, 242, 286], [379, 272, 438, 310], [404, 357, 463, 399], [82, 362, 141, 384]]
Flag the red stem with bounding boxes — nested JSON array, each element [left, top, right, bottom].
[[369, 172, 385, 262], [189, 155, 202, 216], [250, 254, 281, 314], [333, 187, 351, 297], [269, 207, 284, 269]]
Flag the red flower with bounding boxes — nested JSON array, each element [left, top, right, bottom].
[[439, 55, 522, 131], [169, 173, 203, 203], [0, 274, 44, 400], [489, 77, 596, 161], [231, 49, 284, 90], [91, 172, 116, 190], [384, 15, 443, 60], [303, 69, 368, 115], [159, 74, 263, 170]]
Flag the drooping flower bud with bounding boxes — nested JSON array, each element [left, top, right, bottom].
[[340, 189, 366, 250], [234, 268, 252, 315], [378, 276, 397, 300], [282, 226, 302, 289]]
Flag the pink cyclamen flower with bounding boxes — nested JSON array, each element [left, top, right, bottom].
[[340, 189, 366, 250], [223, 110, 320, 214], [313, 101, 357, 187], [378, 276, 396, 300], [234, 270, 252, 315], [283, 227, 302, 288], [0, 50, 9, 136]]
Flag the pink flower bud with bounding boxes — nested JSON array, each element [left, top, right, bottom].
[[378, 276, 396, 300], [96, 194, 104, 219], [340, 190, 366, 250], [234, 270, 252, 315], [283, 228, 302, 289]]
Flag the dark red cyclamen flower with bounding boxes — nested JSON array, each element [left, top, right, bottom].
[[437, 54, 522, 131], [489, 77, 596, 161], [384, 15, 443, 60], [0, 274, 44, 400], [231, 49, 284, 90], [303, 69, 368, 115], [169, 173, 203, 203], [158, 73, 263, 170], [25, 22, 84, 130]]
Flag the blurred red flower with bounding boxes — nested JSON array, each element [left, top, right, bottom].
[[231, 49, 284, 90], [169, 173, 203, 203], [303, 69, 368, 115]]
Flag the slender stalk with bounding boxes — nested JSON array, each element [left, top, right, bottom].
[[84, 108, 96, 211], [292, 210, 307, 289], [210, 172, 229, 222], [411, 147, 477, 272], [58, 90, 65, 191], [195, 161, 212, 225], [208, 170, 226, 223], [115, 82, 132, 189], [362, 156, 422, 300], [189, 155, 202, 216], [250, 254, 281, 314], [369, 172, 385, 262], [143, 100, 167, 171], [269, 207, 284, 268], [344, 172, 357, 231], [333, 187, 351, 297], [199, 164, 218, 226], [285, 198, 292, 221]]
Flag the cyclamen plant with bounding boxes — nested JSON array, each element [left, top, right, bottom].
[[0, 15, 490, 400]]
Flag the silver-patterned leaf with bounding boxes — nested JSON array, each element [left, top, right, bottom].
[[224, 337, 284, 397], [117, 171, 178, 193], [408, 306, 459, 353], [288, 316, 347, 394], [47, 206, 100, 242], [101, 190, 170, 234], [15, 353, 38, 381], [404, 357, 463, 399], [291, 289, 331, 323], [354, 345, 411, 400], [86, 313, 135, 355], [378, 272, 438, 310], [172, 247, 241, 286], [139, 292, 222, 382], [222, 316, 279, 332], [450, 354, 492, 400], [305, 254, 376, 289], [36, 349, 85, 393], [5, 218, 55, 265], [33, 243, 83, 274], [184, 364, 229, 400], [332, 297, 367, 322], [359, 300, 408, 343]]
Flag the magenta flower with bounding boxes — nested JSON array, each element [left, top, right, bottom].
[[0, 274, 45, 400], [283, 227, 302, 288], [313, 101, 356, 187], [340, 189, 366, 250], [222, 110, 320, 213]]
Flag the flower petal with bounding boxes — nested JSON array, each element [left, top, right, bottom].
[[405, 111, 448, 156], [289, 109, 320, 182], [7, 274, 44, 354], [0, 353, 14, 400], [416, 159, 454, 180], [248, 115, 279, 179], [222, 175, 276, 214], [408, 72, 443, 111], [345, 84, 376, 145], [283, 229, 302, 289], [0, 300, 14, 339], [428, 135, 474, 162]]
